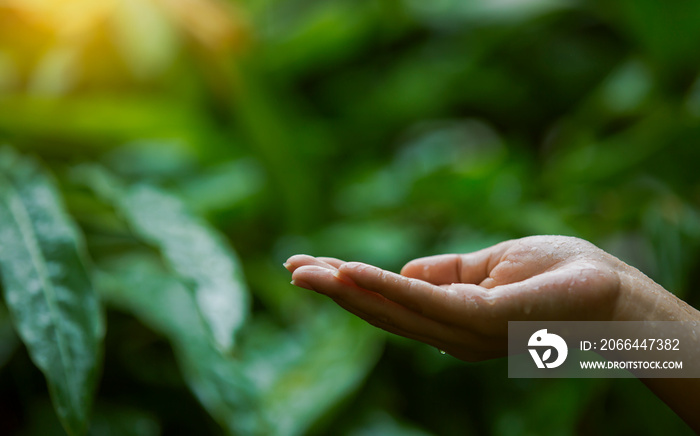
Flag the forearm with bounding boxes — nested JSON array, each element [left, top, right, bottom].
[[612, 262, 700, 433]]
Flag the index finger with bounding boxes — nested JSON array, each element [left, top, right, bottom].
[[337, 261, 490, 324], [284, 254, 340, 273]]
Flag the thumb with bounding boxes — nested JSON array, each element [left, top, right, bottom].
[[401, 242, 511, 285]]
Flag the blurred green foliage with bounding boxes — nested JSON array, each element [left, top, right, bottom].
[[0, 0, 699, 434]]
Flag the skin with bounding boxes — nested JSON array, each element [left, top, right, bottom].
[[284, 235, 700, 432]]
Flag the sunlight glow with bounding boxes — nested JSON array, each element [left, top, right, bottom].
[[0, 0, 247, 93]]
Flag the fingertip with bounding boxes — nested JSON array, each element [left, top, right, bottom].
[[291, 265, 334, 292], [479, 277, 497, 289], [292, 264, 331, 278], [285, 254, 316, 265], [400, 258, 425, 278], [401, 255, 455, 282], [286, 254, 343, 273], [291, 279, 314, 291], [284, 254, 313, 272], [333, 269, 356, 286]]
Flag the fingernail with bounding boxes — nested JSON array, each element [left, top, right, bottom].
[[283, 262, 292, 272], [333, 270, 356, 286], [291, 279, 314, 291]]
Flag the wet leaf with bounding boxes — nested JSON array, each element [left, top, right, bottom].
[[0, 147, 102, 436], [98, 253, 381, 436], [76, 166, 249, 353], [96, 254, 261, 435], [121, 184, 249, 352]]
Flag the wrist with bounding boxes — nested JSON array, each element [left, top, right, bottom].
[[612, 265, 699, 322]]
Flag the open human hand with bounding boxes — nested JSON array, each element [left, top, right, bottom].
[[285, 236, 626, 362], [287, 236, 700, 430]]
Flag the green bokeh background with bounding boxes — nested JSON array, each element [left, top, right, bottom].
[[1, 0, 699, 434]]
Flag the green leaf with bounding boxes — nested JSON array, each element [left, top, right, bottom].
[[76, 166, 249, 353], [121, 184, 249, 352], [0, 147, 103, 436], [96, 254, 262, 435], [248, 311, 383, 436], [98, 253, 382, 436]]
